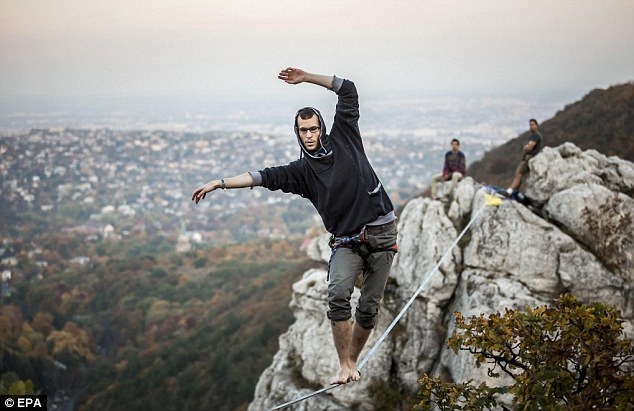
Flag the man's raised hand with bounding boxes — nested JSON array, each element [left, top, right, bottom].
[[278, 67, 306, 84]]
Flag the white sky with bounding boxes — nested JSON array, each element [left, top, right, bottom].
[[1, 0, 633, 110]]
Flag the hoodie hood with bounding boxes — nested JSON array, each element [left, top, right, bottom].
[[294, 107, 333, 159]]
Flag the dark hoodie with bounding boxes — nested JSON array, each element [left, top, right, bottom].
[[257, 77, 394, 237]]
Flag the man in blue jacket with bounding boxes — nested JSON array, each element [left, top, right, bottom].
[[192, 67, 398, 385]]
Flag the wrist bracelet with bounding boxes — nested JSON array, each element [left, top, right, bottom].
[[247, 172, 254, 190], [221, 179, 226, 190]]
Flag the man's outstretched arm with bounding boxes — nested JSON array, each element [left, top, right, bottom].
[[278, 67, 334, 89], [191, 172, 255, 204]]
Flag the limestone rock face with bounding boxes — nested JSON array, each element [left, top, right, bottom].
[[525, 143, 634, 204], [447, 176, 477, 226], [305, 233, 332, 264], [388, 197, 461, 389], [544, 184, 634, 284], [249, 143, 634, 410]]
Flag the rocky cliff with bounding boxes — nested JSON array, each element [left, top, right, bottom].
[[249, 143, 634, 410]]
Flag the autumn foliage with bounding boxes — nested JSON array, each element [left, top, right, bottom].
[[416, 295, 634, 410], [1, 236, 316, 410]]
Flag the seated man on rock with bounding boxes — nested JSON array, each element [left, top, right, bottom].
[[430, 138, 466, 200]]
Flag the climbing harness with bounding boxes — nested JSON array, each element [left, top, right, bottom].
[[326, 225, 398, 280], [271, 194, 499, 410]]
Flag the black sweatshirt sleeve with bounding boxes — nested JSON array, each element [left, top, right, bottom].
[[258, 160, 311, 198], [334, 79, 360, 128]]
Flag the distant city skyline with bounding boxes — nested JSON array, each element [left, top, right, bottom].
[[1, 0, 633, 115]]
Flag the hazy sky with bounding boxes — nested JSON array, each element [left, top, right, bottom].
[[1, 0, 633, 111]]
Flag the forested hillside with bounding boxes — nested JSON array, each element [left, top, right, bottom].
[[468, 82, 634, 186], [1, 236, 316, 410]]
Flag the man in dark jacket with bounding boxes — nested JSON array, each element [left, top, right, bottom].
[[192, 67, 398, 385], [506, 118, 543, 195]]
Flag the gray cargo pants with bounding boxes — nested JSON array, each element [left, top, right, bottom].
[[327, 220, 398, 329]]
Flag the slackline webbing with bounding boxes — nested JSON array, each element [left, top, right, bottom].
[[271, 195, 497, 410]]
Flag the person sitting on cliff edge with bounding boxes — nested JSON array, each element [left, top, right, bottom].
[[192, 67, 398, 385], [430, 138, 466, 200], [506, 118, 544, 196]]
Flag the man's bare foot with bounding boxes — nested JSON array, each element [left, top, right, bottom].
[[349, 367, 361, 382], [331, 365, 353, 385]]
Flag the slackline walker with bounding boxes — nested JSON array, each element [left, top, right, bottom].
[[271, 193, 503, 410]]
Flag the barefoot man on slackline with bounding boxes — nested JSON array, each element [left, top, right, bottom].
[[192, 67, 398, 384]]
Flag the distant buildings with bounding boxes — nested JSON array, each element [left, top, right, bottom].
[[1, 97, 558, 270]]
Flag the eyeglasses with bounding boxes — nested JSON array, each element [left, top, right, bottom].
[[298, 126, 320, 135]]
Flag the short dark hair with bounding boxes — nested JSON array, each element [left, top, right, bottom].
[[451, 138, 460, 145], [295, 107, 317, 130], [529, 118, 539, 126], [297, 107, 316, 121]]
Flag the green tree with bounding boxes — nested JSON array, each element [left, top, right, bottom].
[[0, 374, 36, 395], [416, 295, 634, 410]]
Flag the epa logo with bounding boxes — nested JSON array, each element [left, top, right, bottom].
[[3, 396, 46, 408]]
